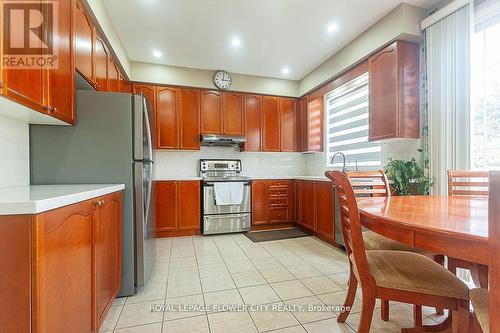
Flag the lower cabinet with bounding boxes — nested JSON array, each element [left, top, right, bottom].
[[154, 180, 201, 237], [251, 180, 294, 226], [296, 180, 335, 241], [0, 191, 122, 333]]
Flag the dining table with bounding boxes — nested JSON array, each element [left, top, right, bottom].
[[357, 195, 488, 265], [357, 195, 489, 332]]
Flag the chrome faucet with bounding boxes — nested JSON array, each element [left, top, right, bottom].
[[331, 152, 347, 172]]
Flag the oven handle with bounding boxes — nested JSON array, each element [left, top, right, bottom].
[[203, 182, 251, 187]]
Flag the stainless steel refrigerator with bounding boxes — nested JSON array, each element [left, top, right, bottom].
[[30, 89, 155, 297]]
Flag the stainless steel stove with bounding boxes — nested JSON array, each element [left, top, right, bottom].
[[200, 159, 251, 235]]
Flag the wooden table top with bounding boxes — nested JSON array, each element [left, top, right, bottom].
[[357, 195, 489, 264]]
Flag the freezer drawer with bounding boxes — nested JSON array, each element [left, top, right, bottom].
[[203, 213, 251, 235]]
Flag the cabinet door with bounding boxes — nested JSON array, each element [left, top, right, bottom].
[[262, 96, 280, 151], [314, 182, 334, 239], [243, 94, 262, 151], [155, 181, 178, 232], [46, 0, 75, 124], [94, 34, 108, 91], [107, 60, 120, 92], [298, 181, 315, 230], [252, 180, 268, 225], [223, 92, 244, 135], [280, 97, 297, 152], [298, 96, 308, 152], [306, 98, 323, 152], [178, 181, 200, 230], [156, 86, 179, 149], [94, 193, 122, 328], [133, 84, 157, 147], [179, 88, 200, 150], [368, 43, 397, 141], [1, 2, 44, 113], [32, 200, 94, 333], [75, 0, 94, 85], [201, 90, 222, 134]]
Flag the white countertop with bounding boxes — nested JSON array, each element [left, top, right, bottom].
[[155, 176, 330, 182], [0, 184, 125, 215], [154, 177, 203, 181]]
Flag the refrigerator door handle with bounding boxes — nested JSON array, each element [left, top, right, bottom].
[[144, 162, 153, 229], [142, 98, 154, 161]]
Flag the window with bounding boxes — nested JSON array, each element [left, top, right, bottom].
[[325, 73, 381, 169], [470, 0, 500, 170]]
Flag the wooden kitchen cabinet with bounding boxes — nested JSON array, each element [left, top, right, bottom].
[[94, 34, 109, 91], [262, 96, 281, 151], [133, 84, 157, 146], [314, 181, 334, 239], [243, 94, 262, 151], [201, 90, 223, 134], [75, 0, 95, 86], [223, 92, 244, 135], [252, 180, 268, 225], [298, 180, 315, 230], [179, 88, 201, 150], [178, 181, 201, 230], [156, 86, 179, 149], [155, 181, 178, 232], [368, 41, 420, 141], [296, 95, 323, 152], [154, 181, 201, 237], [108, 60, 120, 92], [0, 191, 123, 333], [94, 193, 122, 328], [280, 97, 297, 152]]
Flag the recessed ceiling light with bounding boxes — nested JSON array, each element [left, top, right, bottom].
[[152, 50, 163, 58], [231, 37, 241, 47], [282, 67, 290, 75], [327, 22, 338, 33]]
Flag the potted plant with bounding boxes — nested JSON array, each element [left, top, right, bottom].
[[385, 158, 434, 195]]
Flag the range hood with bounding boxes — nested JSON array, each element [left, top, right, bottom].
[[201, 134, 247, 147]]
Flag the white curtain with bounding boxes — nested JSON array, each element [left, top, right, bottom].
[[425, 4, 471, 195]]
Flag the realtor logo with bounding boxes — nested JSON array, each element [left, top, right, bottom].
[[2, 0, 58, 69]]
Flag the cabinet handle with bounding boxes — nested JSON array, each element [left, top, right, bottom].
[[95, 200, 103, 207], [43, 106, 57, 113], [0, 81, 4, 89]]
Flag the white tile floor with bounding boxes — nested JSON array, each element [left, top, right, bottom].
[[100, 235, 448, 333]]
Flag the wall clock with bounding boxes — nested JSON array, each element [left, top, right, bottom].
[[213, 70, 232, 90]]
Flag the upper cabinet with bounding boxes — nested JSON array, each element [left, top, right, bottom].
[[94, 34, 109, 91], [156, 86, 179, 149], [201, 90, 222, 134], [179, 88, 201, 150], [201, 91, 244, 136], [222, 92, 244, 135], [243, 94, 262, 152], [298, 97, 323, 152], [280, 97, 297, 152], [368, 41, 420, 141], [75, 0, 95, 86], [262, 96, 281, 151], [1, 0, 75, 124]]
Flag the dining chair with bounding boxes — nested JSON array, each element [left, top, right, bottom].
[[447, 170, 490, 288], [470, 170, 500, 333], [345, 171, 445, 319], [326, 170, 470, 333]]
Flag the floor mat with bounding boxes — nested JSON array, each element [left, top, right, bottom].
[[244, 228, 312, 242]]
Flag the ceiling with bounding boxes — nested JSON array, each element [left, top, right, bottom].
[[103, 0, 440, 80]]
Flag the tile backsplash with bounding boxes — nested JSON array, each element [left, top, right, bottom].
[[153, 147, 306, 179], [0, 115, 29, 187]]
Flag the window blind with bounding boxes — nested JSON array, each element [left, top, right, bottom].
[[325, 73, 381, 168]]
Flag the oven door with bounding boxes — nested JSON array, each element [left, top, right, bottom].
[[203, 182, 251, 215]]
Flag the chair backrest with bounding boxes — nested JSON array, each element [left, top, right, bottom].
[[325, 170, 375, 289], [489, 171, 500, 332], [448, 170, 489, 196], [345, 171, 391, 197]]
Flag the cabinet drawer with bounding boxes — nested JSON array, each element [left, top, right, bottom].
[[268, 207, 289, 221], [269, 197, 288, 208], [268, 188, 289, 198], [269, 180, 290, 189]]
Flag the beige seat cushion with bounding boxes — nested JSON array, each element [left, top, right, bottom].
[[363, 231, 434, 257], [365, 250, 469, 300], [470, 288, 489, 333]]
